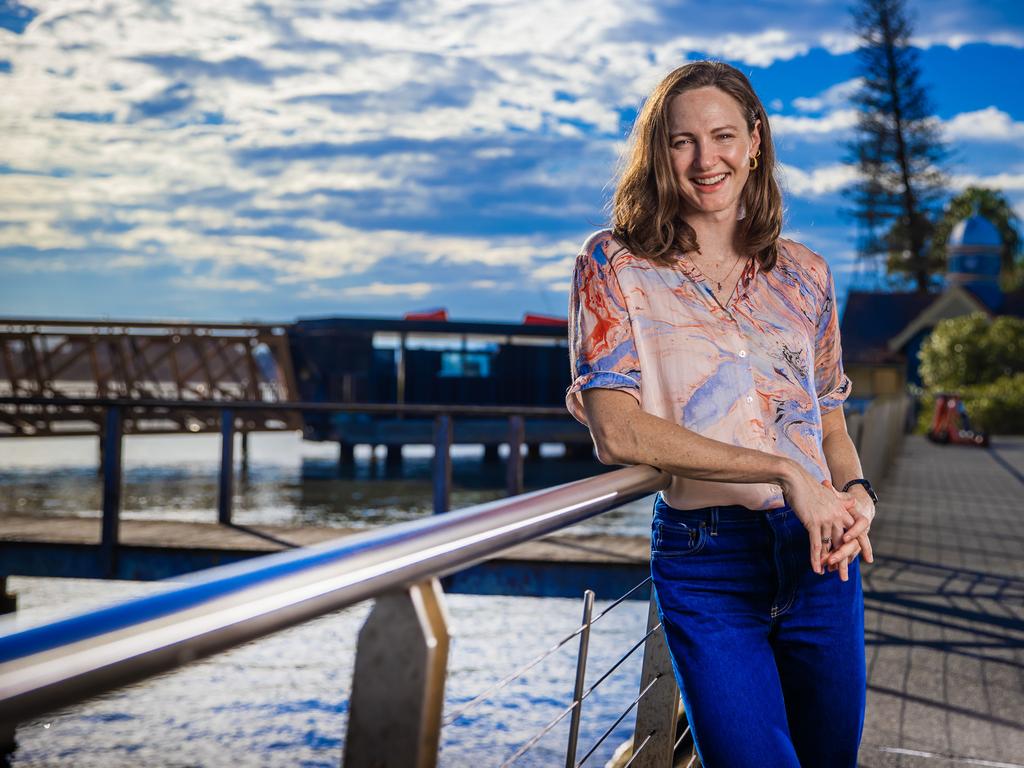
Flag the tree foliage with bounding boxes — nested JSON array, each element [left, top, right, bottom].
[[918, 312, 1024, 390], [918, 313, 1024, 434], [928, 186, 1023, 290], [846, 0, 948, 292]]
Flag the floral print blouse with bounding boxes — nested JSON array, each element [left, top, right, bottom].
[[565, 229, 852, 511]]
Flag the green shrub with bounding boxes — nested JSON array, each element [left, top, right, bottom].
[[917, 314, 1024, 435], [960, 374, 1024, 434], [918, 313, 1024, 390]]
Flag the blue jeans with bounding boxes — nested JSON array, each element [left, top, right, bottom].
[[650, 492, 866, 768]]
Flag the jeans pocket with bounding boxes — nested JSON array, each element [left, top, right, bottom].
[[651, 517, 708, 558]]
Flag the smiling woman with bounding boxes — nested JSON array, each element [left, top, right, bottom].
[[565, 61, 877, 768]]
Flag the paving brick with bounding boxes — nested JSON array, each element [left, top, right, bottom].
[[860, 435, 1024, 766]]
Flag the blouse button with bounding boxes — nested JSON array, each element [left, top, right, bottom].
[[738, 350, 747, 358], [746, 396, 754, 403]]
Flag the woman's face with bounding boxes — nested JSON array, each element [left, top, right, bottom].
[[667, 86, 761, 222]]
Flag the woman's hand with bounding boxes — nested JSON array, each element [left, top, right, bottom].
[[780, 466, 857, 575], [825, 487, 875, 581]]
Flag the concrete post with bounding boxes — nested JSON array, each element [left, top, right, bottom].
[[343, 579, 451, 768], [630, 592, 682, 767]]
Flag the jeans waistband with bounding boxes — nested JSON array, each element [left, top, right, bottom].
[[654, 491, 788, 522]]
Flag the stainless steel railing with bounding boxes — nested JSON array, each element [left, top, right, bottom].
[[0, 463, 692, 765]]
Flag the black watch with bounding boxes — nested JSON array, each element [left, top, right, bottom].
[[842, 478, 878, 503]]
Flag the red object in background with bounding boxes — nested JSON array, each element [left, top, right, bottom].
[[927, 393, 989, 447], [522, 313, 568, 326], [403, 308, 448, 321]]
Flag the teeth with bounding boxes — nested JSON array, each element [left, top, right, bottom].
[[694, 174, 726, 185]]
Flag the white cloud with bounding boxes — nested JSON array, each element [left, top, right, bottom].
[[943, 107, 1024, 142], [769, 109, 859, 138], [174, 276, 272, 293], [913, 31, 1024, 50], [792, 79, 862, 113], [1, 0, 1022, 320], [302, 281, 435, 300], [778, 163, 859, 197], [952, 172, 1024, 192]]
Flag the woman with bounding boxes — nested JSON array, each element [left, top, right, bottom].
[[565, 61, 876, 767]]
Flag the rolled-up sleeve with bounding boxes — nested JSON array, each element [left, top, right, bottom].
[[565, 236, 642, 426], [814, 262, 852, 413]]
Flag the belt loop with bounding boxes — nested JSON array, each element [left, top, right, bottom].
[[710, 507, 719, 536]]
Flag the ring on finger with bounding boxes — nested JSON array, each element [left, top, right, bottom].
[[822, 536, 832, 547]]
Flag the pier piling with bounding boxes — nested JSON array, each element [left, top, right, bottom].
[[100, 406, 123, 578], [218, 409, 235, 525], [432, 416, 452, 514]]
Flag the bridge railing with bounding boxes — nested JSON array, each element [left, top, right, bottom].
[[0, 462, 694, 766]]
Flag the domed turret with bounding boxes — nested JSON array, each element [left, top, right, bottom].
[[946, 211, 1003, 311]]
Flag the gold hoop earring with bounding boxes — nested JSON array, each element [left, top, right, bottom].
[[749, 151, 760, 171]]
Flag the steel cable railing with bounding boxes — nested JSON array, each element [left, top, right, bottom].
[[574, 674, 664, 766], [578, 623, 661, 705], [623, 731, 654, 767], [442, 577, 653, 729], [489, 576, 667, 766]]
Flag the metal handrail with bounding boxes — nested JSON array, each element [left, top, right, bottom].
[[0, 464, 669, 726], [0, 395, 569, 417]]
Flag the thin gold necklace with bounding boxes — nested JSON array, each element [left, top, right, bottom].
[[691, 253, 745, 292]]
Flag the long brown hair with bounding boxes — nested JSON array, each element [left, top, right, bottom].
[[611, 60, 783, 269]]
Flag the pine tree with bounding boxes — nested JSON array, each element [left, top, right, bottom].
[[847, 0, 948, 292]]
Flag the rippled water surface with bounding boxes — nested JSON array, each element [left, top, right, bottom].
[[0, 433, 652, 534], [1, 434, 658, 766]]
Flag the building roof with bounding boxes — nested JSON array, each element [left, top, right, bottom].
[[840, 290, 940, 365], [841, 285, 1024, 366], [949, 214, 1002, 249]]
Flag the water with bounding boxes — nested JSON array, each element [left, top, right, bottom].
[[0, 434, 659, 766], [0, 433, 651, 534]]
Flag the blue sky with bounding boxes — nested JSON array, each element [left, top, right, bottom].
[[1, 0, 1022, 324]]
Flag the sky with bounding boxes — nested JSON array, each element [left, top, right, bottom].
[[1, 0, 1023, 325]]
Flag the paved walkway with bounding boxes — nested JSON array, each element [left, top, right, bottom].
[[859, 435, 1024, 767]]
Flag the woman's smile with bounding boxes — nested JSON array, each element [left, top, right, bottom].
[[691, 172, 730, 191]]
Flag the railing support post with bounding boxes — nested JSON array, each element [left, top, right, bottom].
[[506, 415, 524, 497], [218, 408, 234, 525], [630, 590, 681, 767], [565, 589, 595, 767], [344, 578, 450, 768], [100, 406, 123, 578], [433, 415, 452, 514]]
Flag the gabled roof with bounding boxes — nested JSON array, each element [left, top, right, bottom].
[[886, 286, 990, 352], [841, 284, 1024, 366], [840, 290, 939, 365]]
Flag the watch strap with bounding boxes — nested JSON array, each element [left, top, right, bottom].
[[842, 478, 878, 503]]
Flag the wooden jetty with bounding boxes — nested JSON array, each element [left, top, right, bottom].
[[0, 514, 651, 601]]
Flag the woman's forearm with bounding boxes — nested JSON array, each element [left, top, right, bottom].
[[821, 423, 865, 491], [612, 407, 802, 488]]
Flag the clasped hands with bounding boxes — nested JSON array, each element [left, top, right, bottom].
[[820, 479, 875, 582], [784, 471, 875, 583]]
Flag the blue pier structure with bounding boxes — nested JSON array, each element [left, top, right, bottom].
[[287, 313, 592, 462]]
